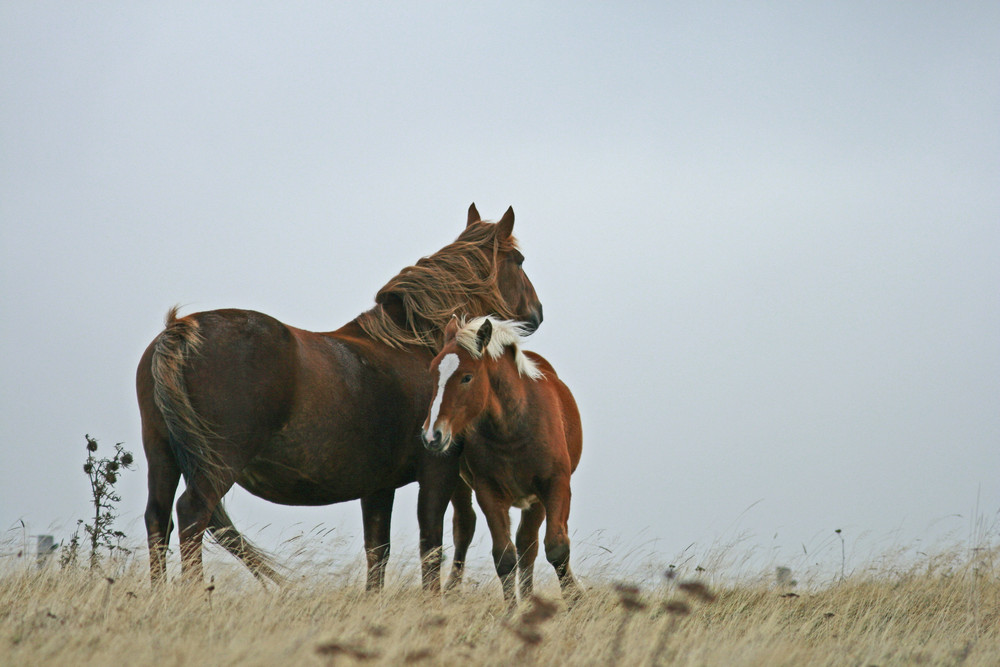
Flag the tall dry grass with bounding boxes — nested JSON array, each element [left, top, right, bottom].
[[1, 541, 997, 666]]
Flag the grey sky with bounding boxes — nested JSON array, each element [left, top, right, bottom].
[[2, 4, 998, 579]]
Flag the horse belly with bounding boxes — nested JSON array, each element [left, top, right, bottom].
[[236, 462, 373, 506], [236, 417, 419, 505]]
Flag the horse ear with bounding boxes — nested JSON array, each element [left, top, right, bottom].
[[467, 203, 481, 227], [475, 318, 493, 353], [444, 315, 460, 342], [495, 206, 514, 238]]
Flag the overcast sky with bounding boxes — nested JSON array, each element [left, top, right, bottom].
[[2, 3, 998, 583]]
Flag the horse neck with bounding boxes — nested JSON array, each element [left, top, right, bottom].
[[346, 297, 430, 349], [479, 351, 533, 441]]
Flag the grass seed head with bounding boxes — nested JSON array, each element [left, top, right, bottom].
[[403, 648, 435, 663], [663, 600, 691, 616], [614, 582, 648, 611], [420, 614, 447, 628], [521, 595, 559, 625], [315, 642, 379, 661], [677, 581, 716, 603], [506, 621, 544, 646], [366, 624, 388, 638]]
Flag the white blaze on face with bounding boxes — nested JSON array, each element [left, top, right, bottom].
[[428, 353, 460, 432]]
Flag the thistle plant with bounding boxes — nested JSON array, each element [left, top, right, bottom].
[[68, 435, 135, 570]]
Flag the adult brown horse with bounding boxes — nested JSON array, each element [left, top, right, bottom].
[[136, 205, 542, 591], [421, 316, 582, 607]]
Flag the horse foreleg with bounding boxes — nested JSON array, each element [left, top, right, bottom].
[[445, 480, 476, 592], [542, 477, 581, 605], [361, 489, 395, 592], [515, 503, 546, 601], [475, 486, 517, 608], [417, 456, 460, 594]]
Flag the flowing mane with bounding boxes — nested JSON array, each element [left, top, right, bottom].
[[356, 221, 522, 349], [454, 316, 544, 380]]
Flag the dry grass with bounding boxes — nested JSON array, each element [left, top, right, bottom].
[[1, 544, 997, 666]]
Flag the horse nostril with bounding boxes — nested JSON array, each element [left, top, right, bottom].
[[422, 429, 443, 449], [524, 306, 543, 333]]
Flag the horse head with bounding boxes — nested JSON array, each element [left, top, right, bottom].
[[421, 316, 542, 453], [464, 205, 543, 333], [421, 317, 491, 453]]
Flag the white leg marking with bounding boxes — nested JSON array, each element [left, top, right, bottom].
[[428, 353, 459, 432]]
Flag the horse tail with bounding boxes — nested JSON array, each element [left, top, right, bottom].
[[150, 306, 217, 483], [150, 306, 284, 585], [208, 504, 286, 585]]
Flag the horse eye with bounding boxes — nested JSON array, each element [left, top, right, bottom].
[[461, 374, 473, 384]]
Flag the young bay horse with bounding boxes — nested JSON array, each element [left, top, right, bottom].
[[421, 316, 582, 607], [136, 205, 543, 591]]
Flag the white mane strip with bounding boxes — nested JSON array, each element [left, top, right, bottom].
[[454, 316, 544, 380]]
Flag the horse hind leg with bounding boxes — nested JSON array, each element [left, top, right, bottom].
[[142, 426, 181, 586], [148, 444, 275, 587], [175, 470, 238, 584], [445, 480, 476, 593], [544, 535, 580, 606], [542, 479, 581, 606]]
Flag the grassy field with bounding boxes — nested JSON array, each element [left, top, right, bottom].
[[1, 541, 997, 666]]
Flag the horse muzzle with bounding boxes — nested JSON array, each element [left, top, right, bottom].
[[421, 427, 453, 454], [522, 305, 543, 334]]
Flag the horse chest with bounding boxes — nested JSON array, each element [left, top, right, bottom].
[[462, 436, 541, 509]]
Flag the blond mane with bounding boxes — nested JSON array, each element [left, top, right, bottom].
[[356, 221, 522, 349], [454, 316, 544, 380]]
